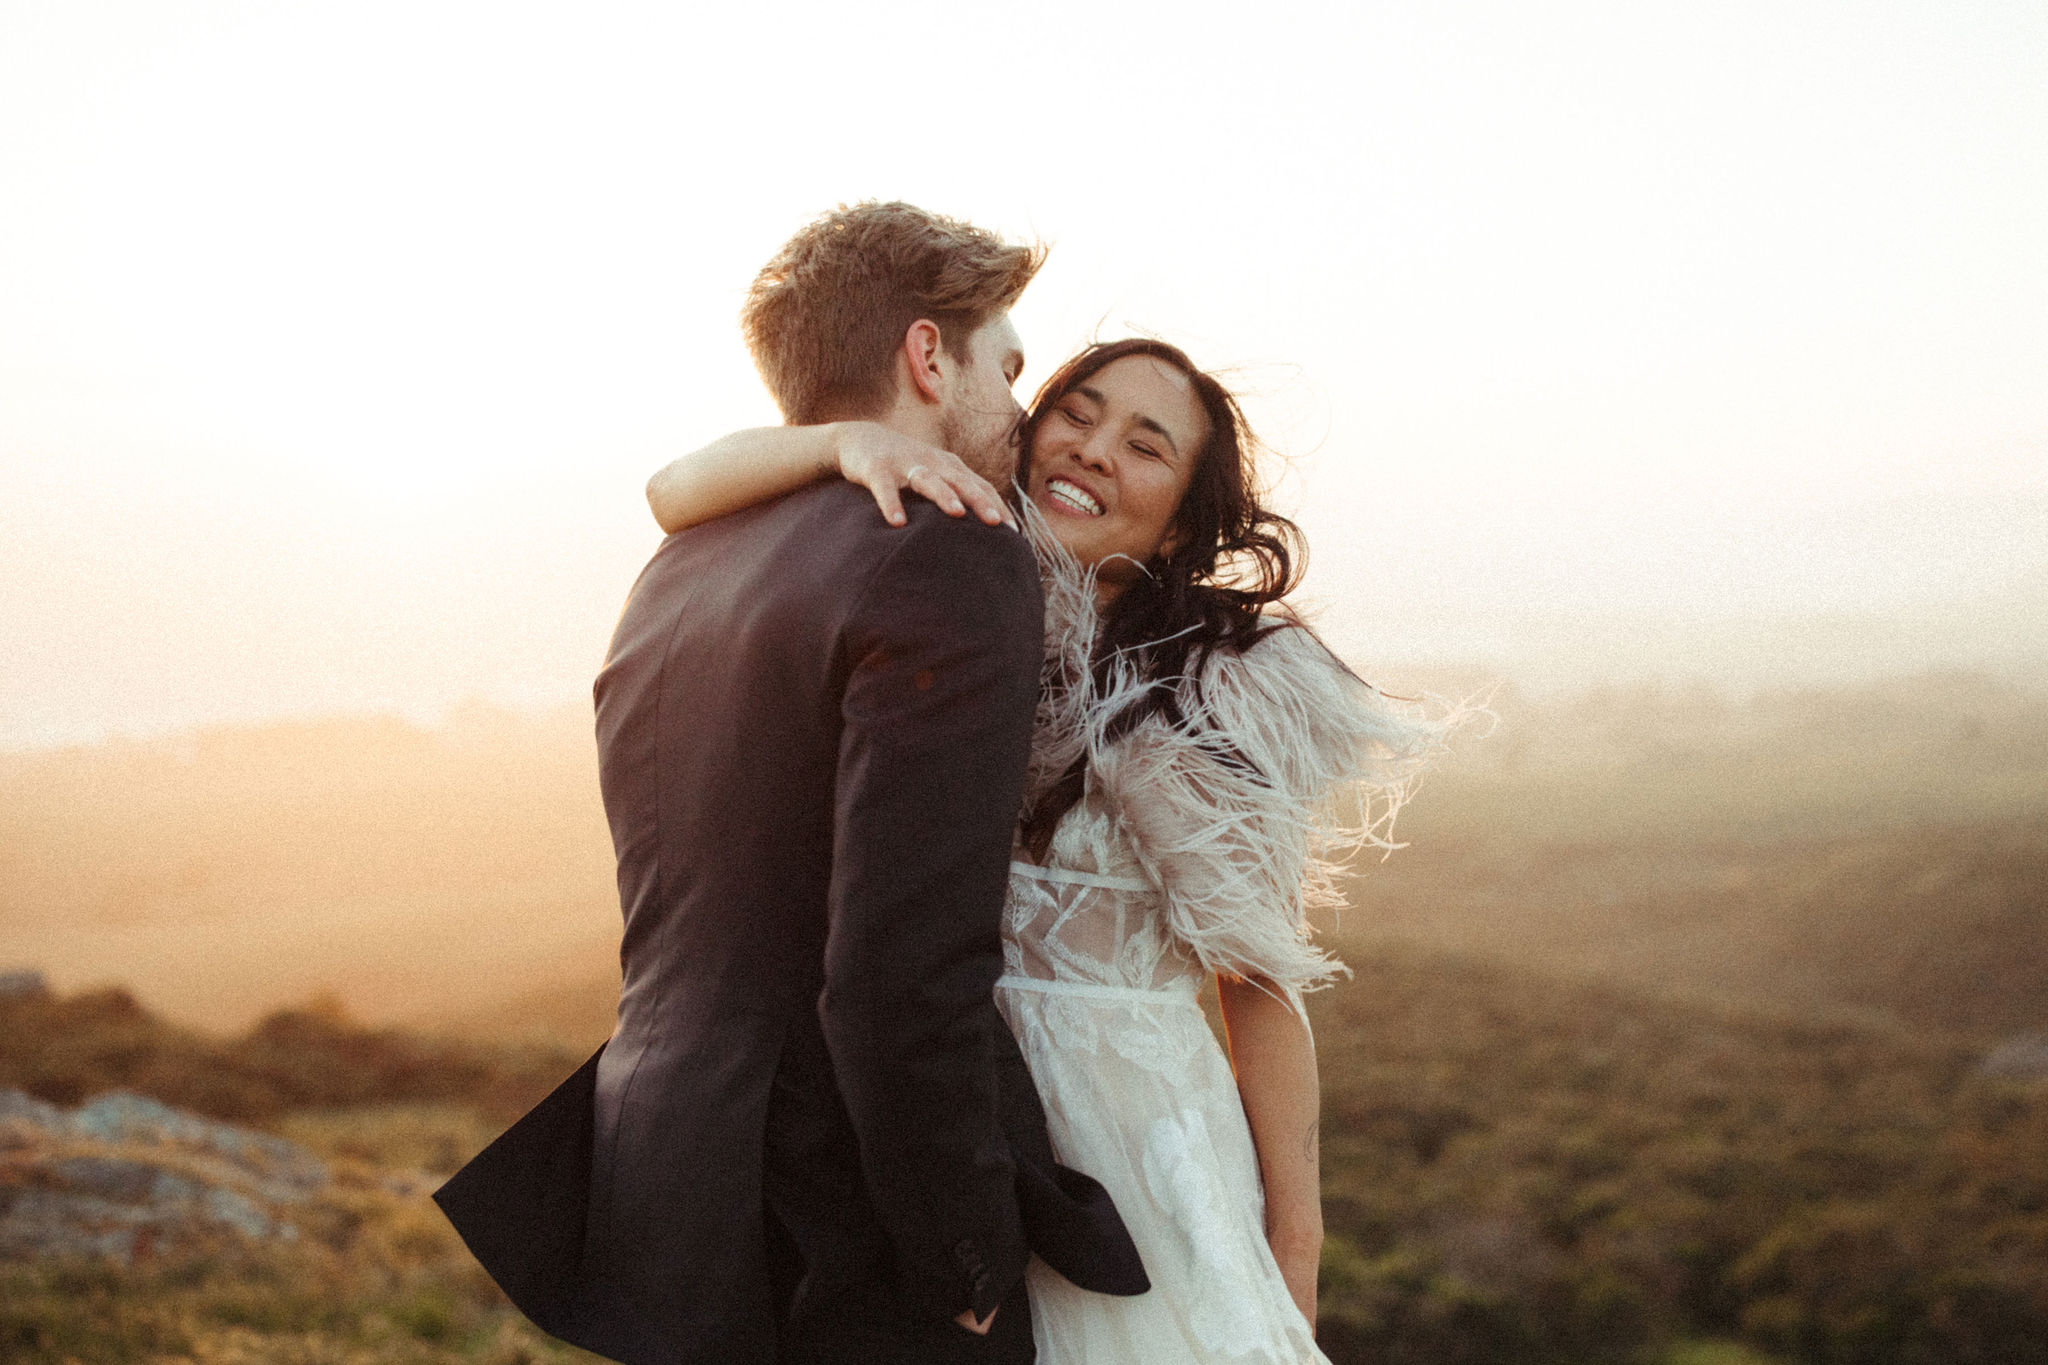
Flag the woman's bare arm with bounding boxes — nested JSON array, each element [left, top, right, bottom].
[[646, 425, 839, 534], [645, 422, 1011, 535], [1217, 973, 1323, 1330]]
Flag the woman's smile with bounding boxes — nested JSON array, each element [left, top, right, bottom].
[[1044, 475, 1106, 517]]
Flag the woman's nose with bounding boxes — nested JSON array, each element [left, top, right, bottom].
[[1076, 431, 1116, 473]]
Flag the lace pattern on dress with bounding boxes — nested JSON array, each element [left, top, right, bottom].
[[1140, 1108, 1273, 1356]]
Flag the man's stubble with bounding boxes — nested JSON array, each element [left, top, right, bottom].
[[940, 402, 1026, 489]]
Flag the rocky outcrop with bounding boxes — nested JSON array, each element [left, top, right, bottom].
[[0, 1088, 328, 1263]]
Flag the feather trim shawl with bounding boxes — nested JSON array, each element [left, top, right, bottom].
[[1016, 501, 1463, 996]]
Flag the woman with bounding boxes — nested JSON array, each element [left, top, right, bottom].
[[647, 339, 1446, 1362]]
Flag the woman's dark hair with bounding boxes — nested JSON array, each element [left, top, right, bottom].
[[1019, 338, 1308, 855]]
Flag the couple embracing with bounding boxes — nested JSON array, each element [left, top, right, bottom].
[[435, 202, 1448, 1364]]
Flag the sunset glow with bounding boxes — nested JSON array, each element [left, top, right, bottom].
[[4, 0, 2044, 746]]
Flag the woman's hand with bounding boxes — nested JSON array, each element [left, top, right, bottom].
[[832, 422, 1013, 530], [953, 1306, 997, 1335]]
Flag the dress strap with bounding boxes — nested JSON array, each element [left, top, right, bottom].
[[994, 974, 1198, 1006], [1008, 860, 1153, 894]]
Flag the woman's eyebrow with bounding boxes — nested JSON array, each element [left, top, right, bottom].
[[1134, 415, 1181, 457]]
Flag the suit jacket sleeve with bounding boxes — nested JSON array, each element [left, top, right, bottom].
[[818, 509, 1045, 1323]]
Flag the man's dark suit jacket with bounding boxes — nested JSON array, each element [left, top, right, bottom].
[[434, 482, 1146, 1364]]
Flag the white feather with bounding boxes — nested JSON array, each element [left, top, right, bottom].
[[1015, 495, 1476, 999]]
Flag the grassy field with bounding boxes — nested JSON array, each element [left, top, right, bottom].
[[1306, 942, 2048, 1363], [11, 945, 2042, 1364]]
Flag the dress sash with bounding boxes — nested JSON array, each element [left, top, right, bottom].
[[1008, 860, 1153, 894]]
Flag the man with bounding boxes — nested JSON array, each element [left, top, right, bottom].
[[435, 202, 1145, 1364]]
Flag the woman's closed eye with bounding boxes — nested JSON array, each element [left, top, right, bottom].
[[1057, 405, 1162, 459]]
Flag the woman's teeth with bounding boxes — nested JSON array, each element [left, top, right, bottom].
[[1047, 479, 1105, 516]]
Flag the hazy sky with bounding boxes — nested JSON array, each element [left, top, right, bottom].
[[3, 0, 2045, 747]]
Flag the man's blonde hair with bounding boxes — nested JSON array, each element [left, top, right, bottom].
[[741, 202, 1045, 425]]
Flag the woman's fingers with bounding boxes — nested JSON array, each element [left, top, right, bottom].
[[867, 478, 908, 527], [956, 472, 1015, 528], [905, 463, 966, 518], [902, 457, 1013, 528], [840, 421, 1012, 528], [917, 457, 1012, 528]]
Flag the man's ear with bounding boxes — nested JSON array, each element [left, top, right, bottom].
[[900, 318, 946, 405]]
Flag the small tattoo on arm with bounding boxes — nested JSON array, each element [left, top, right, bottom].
[[1302, 1120, 1319, 1164]]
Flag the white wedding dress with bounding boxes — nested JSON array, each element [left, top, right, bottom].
[[994, 523, 1446, 1364]]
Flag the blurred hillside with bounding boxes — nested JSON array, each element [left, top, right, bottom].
[[1347, 670, 2048, 1041], [13, 669, 2040, 1044], [0, 705, 618, 1032], [0, 981, 577, 1128]]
